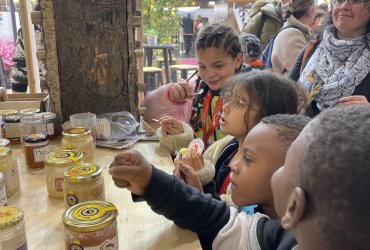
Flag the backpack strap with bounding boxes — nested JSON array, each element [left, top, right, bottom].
[[256, 13, 267, 40], [300, 41, 314, 73]]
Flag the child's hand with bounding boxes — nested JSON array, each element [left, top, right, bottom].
[[180, 148, 204, 171], [175, 162, 203, 192], [339, 95, 369, 106], [108, 149, 152, 196], [159, 116, 183, 135], [169, 81, 194, 103]]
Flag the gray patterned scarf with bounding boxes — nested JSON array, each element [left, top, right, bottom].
[[299, 25, 370, 110]]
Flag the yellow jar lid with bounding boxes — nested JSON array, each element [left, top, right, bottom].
[[64, 163, 102, 182], [0, 147, 11, 160], [44, 150, 83, 167], [63, 201, 118, 233], [0, 109, 18, 117], [62, 128, 91, 138], [0, 139, 10, 147], [0, 206, 24, 230]]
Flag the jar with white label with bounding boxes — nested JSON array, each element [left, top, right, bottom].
[[44, 150, 83, 198], [4, 115, 21, 141], [0, 147, 20, 198], [64, 163, 105, 208], [41, 112, 56, 139], [0, 173, 7, 206], [23, 133, 51, 169], [19, 113, 47, 144], [62, 128, 94, 162], [0, 206, 27, 249], [63, 201, 118, 249]]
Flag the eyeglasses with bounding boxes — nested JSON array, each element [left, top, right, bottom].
[[221, 92, 253, 110], [332, 0, 363, 6]]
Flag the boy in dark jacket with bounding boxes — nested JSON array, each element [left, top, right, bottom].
[[109, 105, 370, 250]]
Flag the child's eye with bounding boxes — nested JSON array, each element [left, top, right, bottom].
[[245, 156, 253, 165], [215, 65, 224, 68], [198, 65, 206, 69]]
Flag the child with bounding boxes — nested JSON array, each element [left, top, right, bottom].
[[109, 105, 370, 249], [177, 71, 306, 197], [141, 23, 252, 153], [239, 33, 264, 69]]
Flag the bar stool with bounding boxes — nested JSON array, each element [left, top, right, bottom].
[[170, 64, 198, 82], [143, 67, 163, 93]]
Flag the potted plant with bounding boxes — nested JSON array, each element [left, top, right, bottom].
[[144, 28, 159, 45]]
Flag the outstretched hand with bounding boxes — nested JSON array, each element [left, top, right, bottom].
[[109, 149, 152, 196]]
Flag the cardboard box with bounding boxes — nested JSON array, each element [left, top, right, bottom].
[[0, 93, 50, 112]]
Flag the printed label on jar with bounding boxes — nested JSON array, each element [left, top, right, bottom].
[[33, 145, 52, 163], [66, 193, 78, 206], [69, 235, 118, 250], [55, 177, 64, 192], [0, 186, 7, 206], [5, 161, 20, 192]]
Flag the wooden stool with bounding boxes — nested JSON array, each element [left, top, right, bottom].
[[143, 67, 163, 93], [170, 64, 198, 82], [156, 57, 176, 68]]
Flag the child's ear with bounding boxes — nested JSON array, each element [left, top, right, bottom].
[[235, 53, 243, 68], [280, 187, 307, 230]]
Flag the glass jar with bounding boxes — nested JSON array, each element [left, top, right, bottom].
[[40, 112, 56, 139], [23, 133, 51, 169], [0, 172, 7, 206], [63, 201, 118, 249], [0, 206, 27, 249], [44, 150, 83, 198], [64, 163, 105, 208], [4, 115, 21, 142], [62, 128, 94, 162], [0, 139, 10, 147], [0, 147, 20, 198], [19, 113, 48, 144]]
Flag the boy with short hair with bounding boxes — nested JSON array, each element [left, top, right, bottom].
[[109, 105, 370, 250]]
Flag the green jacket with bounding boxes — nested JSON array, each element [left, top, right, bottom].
[[242, 2, 284, 48]]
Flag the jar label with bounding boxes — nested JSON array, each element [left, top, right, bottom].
[[33, 145, 52, 163], [5, 161, 20, 194], [73, 204, 116, 221], [69, 235, 118, 250], [47, 123, 55, 135], [55, 177, 64, 192], [0, 186, 7, 206], [66, 193, 78, 207]]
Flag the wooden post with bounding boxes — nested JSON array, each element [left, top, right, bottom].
[[18, 0, 40, 93]]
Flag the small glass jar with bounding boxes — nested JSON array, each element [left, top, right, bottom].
[[64, 163, 105, 208], [0, 172, 7, 206], [63, 201, 118, 249], [4, 115, 21, 142], [19, 113, 48, 144], [62, 128, 94, 162], [23, 133, 51, 169], [0, 147, 20, 198], [44, 150, 83, 198], [0, 206, 27, 249], [40, 112, 56, 139]]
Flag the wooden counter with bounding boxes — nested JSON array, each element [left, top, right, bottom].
[[8, 141, 201, 250]]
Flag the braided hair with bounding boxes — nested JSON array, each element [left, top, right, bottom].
[[190, 23, 244, 133]]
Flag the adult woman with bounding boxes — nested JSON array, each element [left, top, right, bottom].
[[289, 0, 370, 117], [271, 0, 315, 73]]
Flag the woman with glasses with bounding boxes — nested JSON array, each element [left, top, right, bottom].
[[174, 71, 305, 202], [290, 0, 370, 117]]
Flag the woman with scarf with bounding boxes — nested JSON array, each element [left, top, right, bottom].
[[289, 0, 370, 117]]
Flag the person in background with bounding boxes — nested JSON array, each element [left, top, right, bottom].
[[239, 33, 264, 69], [194, 15, 202, 35], [109, 105, 370, 250], [289, 0, 370, 117], [271, 0, 315, 73], [241, 0, 291, 49], [141, 24, 251, 153], [309, 7, 327, 30], [181, 13, 194, 56]]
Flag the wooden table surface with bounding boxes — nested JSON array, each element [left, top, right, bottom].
[[8, 140, 201, 250]]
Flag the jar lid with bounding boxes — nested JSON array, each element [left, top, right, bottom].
[[41, 112, 56, 120], [19, 108, 40, 115], [4, 115, 20, 123], [44, 150, 83, 167], [0, 147, 11, 159], [0, 109, 18, 117], [24, 133, 49, 143], [62, 128, 91, 138], [20, 113, 45, 125], [63, 201, 118, 233], [0, 139, 10, 147], [0, 206, 24, 230], [64, 163, 102, 182]]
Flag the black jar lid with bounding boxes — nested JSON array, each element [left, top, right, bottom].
[[24, 133, 49, 143]]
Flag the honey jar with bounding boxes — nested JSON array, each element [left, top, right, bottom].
[[0, 147, 20, 198], [64, 163, 105, 207], [62, 128, 94, 162], [23, 133, 51, 168], [0, 173, 7, 206], [63, 201, 118, 249], [0, 206, 27, 249], [44, 150, 83, 198]]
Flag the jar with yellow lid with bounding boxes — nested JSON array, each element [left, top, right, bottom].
[[63, 201, 118, 249], [23, 133, 51, 168], [44, 150, 83, 198], [0, 147, 20, 198], [62, 128, 94, 162], [64, 163, 105, 208], [0, 206, 27, 249]]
